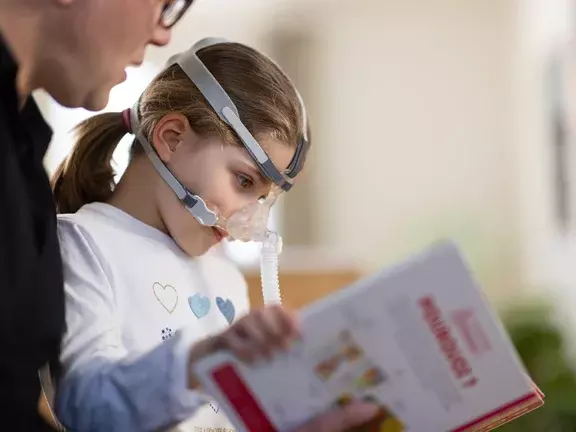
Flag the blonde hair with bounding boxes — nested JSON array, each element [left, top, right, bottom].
[[52, 42, 308, 214]]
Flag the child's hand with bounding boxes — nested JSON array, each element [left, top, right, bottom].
[[187, 305, 300, 388], [214, 305, 301, 362]]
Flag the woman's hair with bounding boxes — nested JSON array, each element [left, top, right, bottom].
[[52, 42, 308, 214]]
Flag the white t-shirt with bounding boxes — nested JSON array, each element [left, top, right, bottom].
[[55, 202, 249, 432]]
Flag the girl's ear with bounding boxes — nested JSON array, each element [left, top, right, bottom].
[[152, 114, 189, 163]]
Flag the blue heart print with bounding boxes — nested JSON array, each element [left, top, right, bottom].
[[216, 297, 235, 325], [188, 293, 211, 318]]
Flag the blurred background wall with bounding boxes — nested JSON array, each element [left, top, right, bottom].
[[35, 0, 576, 325]]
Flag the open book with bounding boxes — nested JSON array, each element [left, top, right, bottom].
[[193, 241, 544, 432]]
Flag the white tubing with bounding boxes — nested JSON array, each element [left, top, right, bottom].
[[260, 232, 282, 305]]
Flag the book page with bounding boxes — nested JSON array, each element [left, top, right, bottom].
[[193, 241, 542, 432]]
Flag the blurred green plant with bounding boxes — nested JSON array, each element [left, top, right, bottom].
[[498, 300, 576, 431]]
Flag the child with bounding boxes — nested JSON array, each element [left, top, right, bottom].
[[50, 38, 309, 432]]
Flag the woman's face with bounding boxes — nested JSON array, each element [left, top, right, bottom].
[[152, 114, 296, 257]]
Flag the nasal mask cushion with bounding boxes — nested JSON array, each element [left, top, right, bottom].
[[219, 187, 282, 242], [128, 37, 309, 242]]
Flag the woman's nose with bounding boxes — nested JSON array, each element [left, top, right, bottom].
[[150, 25, 172, 47]]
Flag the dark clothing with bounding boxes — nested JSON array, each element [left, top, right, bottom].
[[0, 34, 65, 431]]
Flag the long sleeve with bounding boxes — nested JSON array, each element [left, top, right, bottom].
[[0, 57, 65, 430], [54, 220, 207, 432]]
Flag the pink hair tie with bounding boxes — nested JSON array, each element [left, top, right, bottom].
[[121, 108, 133, 134]]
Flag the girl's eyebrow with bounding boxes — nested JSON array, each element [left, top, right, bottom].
[[236, 155, 270, 185]]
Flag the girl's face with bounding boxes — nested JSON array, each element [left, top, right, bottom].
[[152, 114, 296, 257]]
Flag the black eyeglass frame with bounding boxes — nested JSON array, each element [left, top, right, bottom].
[[160, 0, 195, 29]]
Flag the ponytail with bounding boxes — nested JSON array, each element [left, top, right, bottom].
[[52, 112, 128, 214]]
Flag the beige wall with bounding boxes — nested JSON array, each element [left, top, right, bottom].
[[266, 0, 576, 306], [265, 0, 576, 305], [43, 0, 576, 306], [261, 0, 524, 303]]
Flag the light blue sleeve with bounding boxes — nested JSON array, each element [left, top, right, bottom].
[[55, 219, 207, 432]]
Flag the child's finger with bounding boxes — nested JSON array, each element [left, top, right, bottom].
[[264, 305, 301, 349], [257, 307, 294, 351], [238, 313, 270, 346], [224, 312, 274, 361], [253, 308, 284, 347], [238, 311, 279, 359], [220, 307, 301, 363], [221, 330, 258, 363]]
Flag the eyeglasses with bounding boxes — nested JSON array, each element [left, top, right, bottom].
[[160, 0, 194, 28]]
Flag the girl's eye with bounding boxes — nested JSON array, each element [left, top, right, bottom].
[[236, 174, 254, 189]]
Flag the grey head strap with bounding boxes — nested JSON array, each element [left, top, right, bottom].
[[286, 91, 310, 178], [129, 99, 217, 226]]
